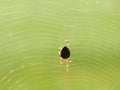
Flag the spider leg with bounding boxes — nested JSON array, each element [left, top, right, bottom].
[[58, 47, 62, 56], [69, 58, 72, 63], [59, 47, 61, 51], [66, 61, 69, 67], [66, 60, 69, 71], [60, 58, 64, 64], [65, 58, 72, 71], [66, 40, 69, 47]]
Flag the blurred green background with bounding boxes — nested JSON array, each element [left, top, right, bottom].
[[0, 0, 120, 90]]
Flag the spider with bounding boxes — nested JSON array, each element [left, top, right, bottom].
[[58, 40, 72, 71]]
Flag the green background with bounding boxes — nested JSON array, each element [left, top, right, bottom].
[[0, 0, 120, 90]]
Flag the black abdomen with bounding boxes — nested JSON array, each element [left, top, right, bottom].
[[61, 46, 70, 59]]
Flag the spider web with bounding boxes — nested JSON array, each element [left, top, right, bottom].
[[0, 0, 120, 90]]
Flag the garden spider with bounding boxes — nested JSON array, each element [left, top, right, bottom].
[[58, 40, 72, 71]]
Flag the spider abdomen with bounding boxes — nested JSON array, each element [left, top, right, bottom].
[[61, 46, 70, 59]]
